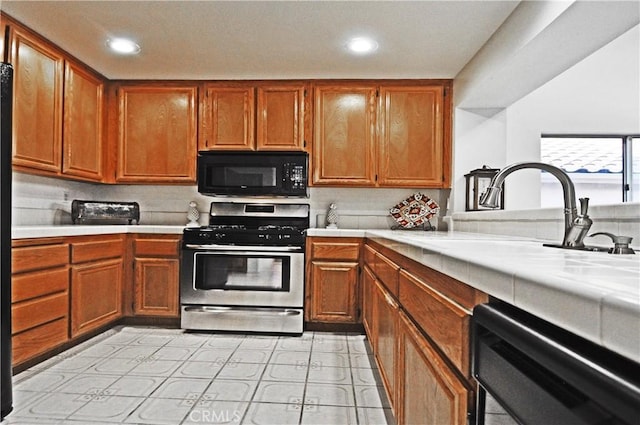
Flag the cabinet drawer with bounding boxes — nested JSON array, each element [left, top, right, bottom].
[[12, 267, 69, 303], [12, 292, 68, 335], [363, 244, 377, 268], [12, 243, 69, 274], [399, 269, 471, 377], [71, 238, 123, 263], [135, 238, 180, 257], [12, 317, 68, 366], [376, 252, 399, 297], [310, 241, 360, 260]]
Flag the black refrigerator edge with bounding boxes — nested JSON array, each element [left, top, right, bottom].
[[1, 61, 13, 420]]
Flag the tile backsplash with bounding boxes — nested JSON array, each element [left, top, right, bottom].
[[451, 202, 640, 248], [13, 172, 636, 248], [11, 172, 449, 229]]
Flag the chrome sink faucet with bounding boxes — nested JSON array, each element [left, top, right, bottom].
[[479, 162, 593, 248]]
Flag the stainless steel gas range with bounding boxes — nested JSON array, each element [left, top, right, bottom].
[[180, 202, 309, 334]]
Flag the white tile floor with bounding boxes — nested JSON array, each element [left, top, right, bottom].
[[2, 327, 395, 425]]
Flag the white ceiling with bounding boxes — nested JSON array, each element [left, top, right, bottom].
[[0, 0, 520, 80]]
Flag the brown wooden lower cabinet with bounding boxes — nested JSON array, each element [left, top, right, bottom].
[[10, 233, 182, 369], [132, 235, 181, 317], [305, 237, 362, 324], [134, 257, 179, 316], [12, 319, 68, 367], [10, 240, 70, 366], [397, 310, 470, 425], [363, 239, 487, 425], [308, 261, 359, 323], [70, 236, 124, 338], [70, 258, 123, 337]]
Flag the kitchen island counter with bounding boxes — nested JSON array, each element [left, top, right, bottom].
[[308, 228, 640, 363]]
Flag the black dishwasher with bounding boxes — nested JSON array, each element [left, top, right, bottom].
[[472, 302, 640, 425]]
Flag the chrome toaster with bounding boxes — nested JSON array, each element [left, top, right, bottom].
[[71, 200, 140, 224]]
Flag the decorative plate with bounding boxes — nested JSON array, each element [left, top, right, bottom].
[[389, 193, 440, 229]]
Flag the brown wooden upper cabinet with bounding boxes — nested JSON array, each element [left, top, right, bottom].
[[313, 82, 451, 188], [8, 20, 105, 182], [378, 85, 446, 187], [115, 84, 198, 183], [313, 85, 377, 186], [200, 82, 307, 151], [62, 62, 104, 181], [9, 24, 64, 174]]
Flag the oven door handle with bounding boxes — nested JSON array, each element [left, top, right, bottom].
[[184, 244, 303, 253]]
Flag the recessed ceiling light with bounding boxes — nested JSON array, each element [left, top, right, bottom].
[[346, 37, 378, 55], [107, 38, 141, 55]]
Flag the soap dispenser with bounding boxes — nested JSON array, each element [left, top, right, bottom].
[[589, 232, 635, 254]]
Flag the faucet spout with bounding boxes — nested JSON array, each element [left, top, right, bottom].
[[479, 161, 585, 247]]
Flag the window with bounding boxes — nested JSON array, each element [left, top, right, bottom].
[[540, 134, 639, 207]]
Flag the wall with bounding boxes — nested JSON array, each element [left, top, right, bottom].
[[12, 172, 449, 230], [452, 24, 640, 213]]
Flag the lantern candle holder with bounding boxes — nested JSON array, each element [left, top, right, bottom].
[[464, 165, 504, 211]]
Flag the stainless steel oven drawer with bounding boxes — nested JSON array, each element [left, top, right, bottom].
[[181, 305, 303, 334]]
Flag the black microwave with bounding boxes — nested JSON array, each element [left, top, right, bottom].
[[197, 151, 308, 197]]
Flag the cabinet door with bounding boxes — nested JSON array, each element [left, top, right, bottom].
[[313, 85, 376, 185], [134, 258, 179, 317], [117, 85, 197, 182], [378, 86, 445, 187], [10, 25, 64, 173], [256, 84, 306, 151], [71, 258, 123, 337], [373, 279, 398, 410], [309, 260, 359, 323], [362, 265, 376, 343], [397, 311, 469, 425], [201, 85, 255, 150], [62, 61, 104, 181]]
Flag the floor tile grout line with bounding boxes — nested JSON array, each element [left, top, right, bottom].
[[7, 328, 393, 425], [176, 332, 274, 425], [348, 334, 362, 425], [237, 335, 278, 425], [297, 331, 315, 425], [181, 333, 248, 425], [114, 330, 212, 425]]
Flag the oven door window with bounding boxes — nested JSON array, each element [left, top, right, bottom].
[[194, 253, 290, 291]]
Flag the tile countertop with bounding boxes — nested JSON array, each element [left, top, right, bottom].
[[308, 228, 640, 364], [12, 226, 640, 363], [11, 225, 186, 239]]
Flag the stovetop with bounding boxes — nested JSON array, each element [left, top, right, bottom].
[[183, 202, 309, 247]]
